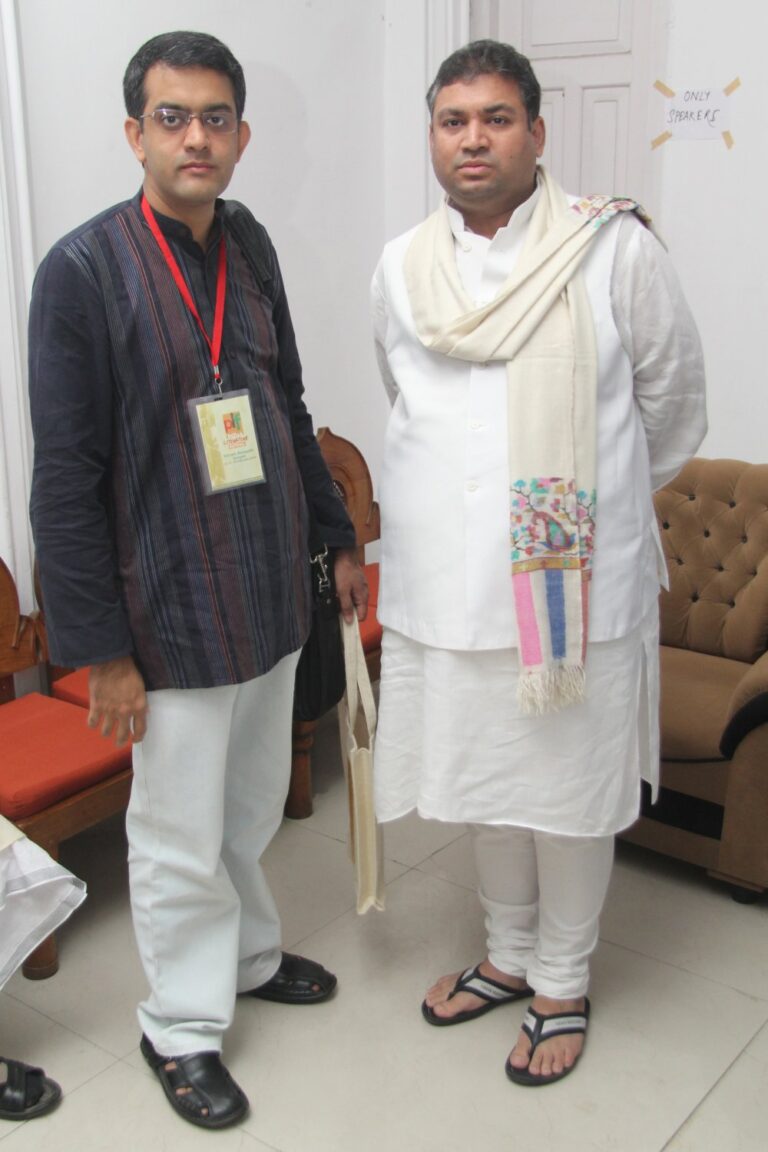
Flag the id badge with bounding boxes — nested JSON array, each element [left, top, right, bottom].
[[188, 390, 266, 494]]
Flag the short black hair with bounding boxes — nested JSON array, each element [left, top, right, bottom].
[[123, 31, 246, 120], [426, 39, 540, 125]]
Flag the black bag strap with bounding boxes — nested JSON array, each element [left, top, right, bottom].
[[223, 201, 334, 563], [221, 201, 275, 300]]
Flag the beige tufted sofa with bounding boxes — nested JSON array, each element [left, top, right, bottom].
[[620, 458, 768, 900]]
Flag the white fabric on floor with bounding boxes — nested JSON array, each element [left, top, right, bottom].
[[0, 815, 86, 989]]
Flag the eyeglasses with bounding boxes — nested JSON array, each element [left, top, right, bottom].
[[139, 108, 238, 135]]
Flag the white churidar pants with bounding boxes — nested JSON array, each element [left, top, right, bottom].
[[472, 824, 614, 998], [126, 650, 300, 1055]]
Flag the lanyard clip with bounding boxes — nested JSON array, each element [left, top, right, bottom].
[[212, 364, 223, 394]]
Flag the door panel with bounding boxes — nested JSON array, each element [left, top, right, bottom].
[[471, 0, 662, 204]]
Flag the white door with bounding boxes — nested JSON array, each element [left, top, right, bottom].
[[470, 0, 668, 208]]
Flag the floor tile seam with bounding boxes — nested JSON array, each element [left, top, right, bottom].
[[237, 1121, 284, 1152], [284, 903, 355, 950], [281, 816, 402, 863], [281, 818, 461, 874], [1, 989, 132, 1062], [595, 936, 768, 1004], [383, 861, 442, 885], [117, 1048, 153, 1082], [282, 820, 346, 847], [658, 1039, 761, 1152], [410, 861, 476, 891], [14, 1010, 135, 1066], [43, 1052, 127, 1109], [286, 863, 425, 948]]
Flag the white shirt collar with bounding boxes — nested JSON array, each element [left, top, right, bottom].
[[446, 174, 541, 247]]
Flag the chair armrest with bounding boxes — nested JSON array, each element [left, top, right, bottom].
[[720, 650, 768, 758]]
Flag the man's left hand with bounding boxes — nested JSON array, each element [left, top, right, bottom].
[[333, 549, 369, 623]]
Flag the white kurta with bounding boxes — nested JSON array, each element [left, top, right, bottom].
[[372, 184, 707, 649], [375, 608, 659, 833], [371, 179, 706, 832]]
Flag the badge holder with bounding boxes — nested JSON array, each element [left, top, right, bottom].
[[188, 389, 266, 495]]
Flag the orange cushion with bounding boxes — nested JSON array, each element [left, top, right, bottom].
[[360, 613, 382, 654], [0, 693, 131, 820], [361, 563, 382, 653], [51, 667, 90, 709], [363, 562, 379, 609]]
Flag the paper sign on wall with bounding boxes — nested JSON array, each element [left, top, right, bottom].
[[652, 78, 740, 150]]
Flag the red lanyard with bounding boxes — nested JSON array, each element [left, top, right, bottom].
[[141, 194, 227, 391]]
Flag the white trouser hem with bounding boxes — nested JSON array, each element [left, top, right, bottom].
[[473, 823, 614, 1000]]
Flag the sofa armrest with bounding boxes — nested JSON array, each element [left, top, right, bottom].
[[720, 649, 768, 758]]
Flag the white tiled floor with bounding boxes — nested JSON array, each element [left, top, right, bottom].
[[2, 710, 767, 1150]]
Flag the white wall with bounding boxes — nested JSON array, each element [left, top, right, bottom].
[[652, 0, 767, 463], [16, 0, 394, 483], [10, 0, 761, 598]]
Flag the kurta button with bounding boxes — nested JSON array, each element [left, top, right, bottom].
[[467, 482, 479, 492], [703, 529, 710, 537]]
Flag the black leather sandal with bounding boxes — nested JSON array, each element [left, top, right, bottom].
[[0, 1058, 61, 1120], [140, 1034, 248, 1129], [247, 952, 337, 1004]]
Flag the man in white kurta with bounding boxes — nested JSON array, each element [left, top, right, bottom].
[[371, 40, 706, 1086]]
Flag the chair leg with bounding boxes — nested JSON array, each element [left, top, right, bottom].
[[22, 933, 59, 980], [285, 718, 318, 819], [19, 834, 61, 978]]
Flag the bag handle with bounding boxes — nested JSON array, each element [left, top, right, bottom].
[[341, 616, 377, 737]]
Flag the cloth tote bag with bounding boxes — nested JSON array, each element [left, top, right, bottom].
[[337, 617, 385, 913]]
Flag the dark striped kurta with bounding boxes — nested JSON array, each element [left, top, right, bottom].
[[29, 193, 354, 689]]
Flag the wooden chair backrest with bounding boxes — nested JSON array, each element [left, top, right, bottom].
[[317, 427, 380, 562], [0, 557, 42, 701]]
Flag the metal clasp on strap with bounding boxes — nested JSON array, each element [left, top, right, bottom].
[[310, 544, 331, 594]]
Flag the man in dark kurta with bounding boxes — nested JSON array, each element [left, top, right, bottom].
[[28, 31, 367, 1130]]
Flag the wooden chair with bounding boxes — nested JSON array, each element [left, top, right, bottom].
[[0, 557, 132, 978], [285, 427, 383, 818]]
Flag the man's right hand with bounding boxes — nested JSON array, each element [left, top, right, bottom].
[[88, 656, 148, 746]]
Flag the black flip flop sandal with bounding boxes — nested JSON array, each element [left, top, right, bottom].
[[505, 998, 590, 1086], [422, 964, 534, 1026]]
